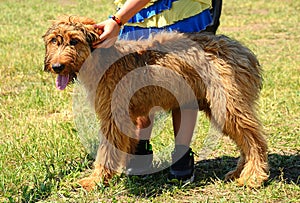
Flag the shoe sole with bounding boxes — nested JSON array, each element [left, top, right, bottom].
[[167, 172, 195, 184]]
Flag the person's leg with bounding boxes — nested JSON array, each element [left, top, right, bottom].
[[126, 115, 154, 175], [169, 108, 198, 182], [135, 115, 153, 140], [172, 108, 197, 146]]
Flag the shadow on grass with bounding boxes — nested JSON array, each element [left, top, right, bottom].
[[268, 153, 300, 184], [124, 153, 300, 198], [18, 153, 299, 201]]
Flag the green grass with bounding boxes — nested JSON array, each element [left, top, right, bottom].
[[0, 0, 299, 202]]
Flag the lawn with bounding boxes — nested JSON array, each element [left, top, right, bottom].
[[0, 0, 299, 202]]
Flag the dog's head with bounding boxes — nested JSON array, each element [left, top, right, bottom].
[[43, 16, 100, 90]]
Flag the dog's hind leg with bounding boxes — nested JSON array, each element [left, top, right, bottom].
[[222, 104, 269, 188]]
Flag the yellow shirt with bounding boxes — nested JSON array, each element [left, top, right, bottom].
[[114, 0, 211, 28]]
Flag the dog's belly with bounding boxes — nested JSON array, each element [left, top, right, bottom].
[[128, 85, 209, 118]]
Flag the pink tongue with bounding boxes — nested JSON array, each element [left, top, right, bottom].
[[56, 75, 69, 90]]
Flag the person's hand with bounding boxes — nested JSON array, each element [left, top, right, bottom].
[[93, 18, 121, 48]]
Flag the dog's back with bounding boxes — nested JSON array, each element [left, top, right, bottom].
[[114, 32, 262, 101]]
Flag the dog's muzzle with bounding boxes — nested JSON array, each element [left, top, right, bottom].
[[52, 63, 65, 73]]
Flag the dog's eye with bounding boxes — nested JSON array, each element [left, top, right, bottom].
[[70, 39, 78, 46], [51, 37, 57, 44]]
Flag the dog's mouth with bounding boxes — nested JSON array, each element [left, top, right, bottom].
[[55, 72, 77, 90], [56, 74, 69, 90]]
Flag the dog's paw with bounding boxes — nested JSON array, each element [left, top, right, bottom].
[[225, 169, 241, 181], [78, 176, 100, 191], [225, 169, 268, 188], [235, 177, 262, 188], [237, 172, 269, 188]]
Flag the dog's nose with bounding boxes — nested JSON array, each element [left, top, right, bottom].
[[52, 63, 65, 73]]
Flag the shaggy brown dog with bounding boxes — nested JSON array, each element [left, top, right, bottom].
[[43, 16, 269, 190]]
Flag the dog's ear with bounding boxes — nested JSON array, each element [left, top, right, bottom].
[[73, 16, 101, 47], [82, 24, 100, 46]]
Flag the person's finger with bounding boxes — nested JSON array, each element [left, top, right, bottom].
[[93, 22, 105, 30], [93, 24, 104, 36], [92, 19, 120, 48], [92, 28, 110, 48]]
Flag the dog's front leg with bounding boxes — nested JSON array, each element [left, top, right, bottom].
[[78, 144, 118, 191], [78, 158, 113, 191], [78, 120, 138, 191]]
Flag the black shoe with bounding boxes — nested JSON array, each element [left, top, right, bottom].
[[168, 145, 195, 183], [126, 140, 153, 175]]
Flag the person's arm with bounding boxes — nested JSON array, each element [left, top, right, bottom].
[[115, 0, 150, 24], [93, 0, 150, 48]]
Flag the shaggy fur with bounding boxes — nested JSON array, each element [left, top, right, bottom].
[[43, 16, 269, 190]]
